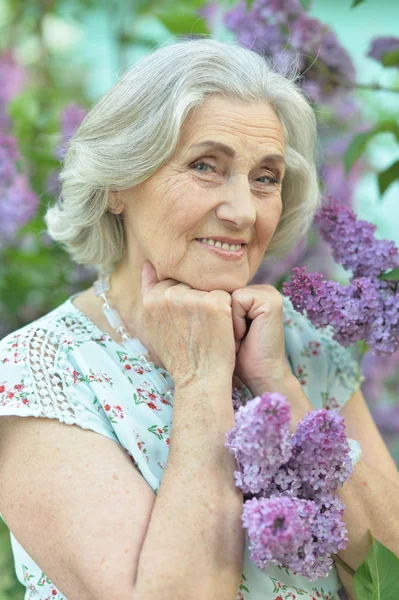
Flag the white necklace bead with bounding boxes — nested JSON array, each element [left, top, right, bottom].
[[93, 269, 173, 400]]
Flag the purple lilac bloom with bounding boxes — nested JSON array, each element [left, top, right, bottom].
[[225, 392, 293, 494], [223, 0, 286, 55], [242, 493, 346, 579], [0, 133, 38, 249], [242, 495, 318, 571], [319, 129, 371, 204], [361, 349, 399, 407], [290, 14, 356, 104], [227, 395, 353, 578], [314, 197, 399, 279], [47, 102, 87, 196], [221, 2, 356, 104], [0, 49, 28, 131], [282, 267, 399, 352], [55, 102, 87, 161], [367, 36, 399, 66], [288, 410, 353, 497]]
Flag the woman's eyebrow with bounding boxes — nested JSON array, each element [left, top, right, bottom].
[[189, 140, 286, 168]]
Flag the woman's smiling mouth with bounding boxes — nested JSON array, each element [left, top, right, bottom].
[[195, 238, 246, 260]]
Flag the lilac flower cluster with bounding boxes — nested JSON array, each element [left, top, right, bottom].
[[282, 197, 399, 355], [0, 50, 38, 249], [46, 102, 86, 196], [200, 0, 356, 105], [0, 133, 39, 250], [367, 36, 399, 67], [0, 49, 28, 131], [225, 392, 352, 580]]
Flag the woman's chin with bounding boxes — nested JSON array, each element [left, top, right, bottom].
[[187, 276, 250, 293]]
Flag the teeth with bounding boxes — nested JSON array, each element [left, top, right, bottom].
[[199, 238, 242, 251]]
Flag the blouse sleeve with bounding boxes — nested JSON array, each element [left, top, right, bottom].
[[0, 323, 118, 443], [282, 296, 365, 411]]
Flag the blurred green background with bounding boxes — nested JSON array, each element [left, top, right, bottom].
[[0, 0, 398, 597]]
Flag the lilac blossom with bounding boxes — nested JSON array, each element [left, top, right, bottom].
[[0, 49, 28, 131], [319, 128, 371, 204], [314, 198, 399, 279], [46, 102, 87, 196], [225, 392, 293, 494], [288, 410, 353, 497], [290, 14, 356, 104], [217, 0, 356, 104], [0, 133, 38, 249], [367, 36, 399, 66], [55, 102, 87, 160], [242, 495, 318, 572], [282, 198, 399, 354], [361, 349, 399, 410], [226, 392, 353, 579]]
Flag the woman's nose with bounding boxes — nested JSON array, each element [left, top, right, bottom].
[[215, 175, 257, 228]]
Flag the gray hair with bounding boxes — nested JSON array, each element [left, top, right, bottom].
[[44, 36, 322, 276]]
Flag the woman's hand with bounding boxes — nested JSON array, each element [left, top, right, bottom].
[[141, 261, 237, 389], [231, 284, 293, 394]]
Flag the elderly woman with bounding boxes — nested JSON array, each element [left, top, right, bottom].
[[0, 37, 398, 600]]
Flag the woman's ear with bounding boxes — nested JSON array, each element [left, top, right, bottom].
[[108, 191, 124, 215]]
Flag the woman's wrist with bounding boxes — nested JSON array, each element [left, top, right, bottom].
[[246, 374, 314, 433]]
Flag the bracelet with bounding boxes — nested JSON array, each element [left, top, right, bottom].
[[347, 438, 362, 468]]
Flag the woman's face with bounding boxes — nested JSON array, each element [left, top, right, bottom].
[[117, 95, 286, 293]]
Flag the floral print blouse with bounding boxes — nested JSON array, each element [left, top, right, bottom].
[[0, 292, 364, 600]]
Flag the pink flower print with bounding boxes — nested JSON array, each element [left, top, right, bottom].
[[0, 384, 4, 392], [135, 366, 144, 375], [104, 404, 111, 411], [147, 401, 157, 411], [166, 438, 170, 446], [124, 364, 132, 371], [22, 398, 29, 405], [6, 390, 14, 399], [14, 382, 23, 391], [302, 340, 321, 358], [324, 396, 340, 411]]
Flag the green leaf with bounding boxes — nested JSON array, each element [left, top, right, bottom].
[[153, 3, 210, 34], [298, 0, 312, 8], [343, 121, 399, 175], [378, 267, 399, 282], [381, 49, 399, 68], [353, 530, 399, 599], [350, 0, 367, 6], [378, 159, 399, 196]]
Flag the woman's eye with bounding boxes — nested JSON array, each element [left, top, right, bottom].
[[192, 161, 214, 172], [191, 161, 280, 185]]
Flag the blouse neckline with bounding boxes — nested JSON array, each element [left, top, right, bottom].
[[62, 292, 171, 377]]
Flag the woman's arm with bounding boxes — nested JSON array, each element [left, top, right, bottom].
[[134, 378, 246, 600]]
